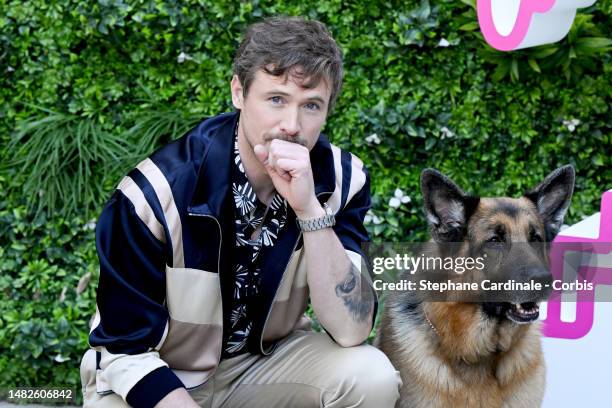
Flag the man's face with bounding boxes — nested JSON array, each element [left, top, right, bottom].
[[231, 69, 331, 151]]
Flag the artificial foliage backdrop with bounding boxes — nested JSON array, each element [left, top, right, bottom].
[[1, 0, 610, 394]]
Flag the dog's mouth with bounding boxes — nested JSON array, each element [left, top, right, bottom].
[[482, 301, 540, 324], [506, 302, 540, 324]]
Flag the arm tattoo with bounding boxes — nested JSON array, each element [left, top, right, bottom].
[[335, 263, 374, 322]]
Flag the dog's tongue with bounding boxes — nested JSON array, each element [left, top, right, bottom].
[[506, 302, 539, 324]]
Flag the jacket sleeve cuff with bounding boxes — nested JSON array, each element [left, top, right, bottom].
[[125, 366, 184, 408]]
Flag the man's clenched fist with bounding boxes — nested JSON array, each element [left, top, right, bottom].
[[254, 139, 325, 220]]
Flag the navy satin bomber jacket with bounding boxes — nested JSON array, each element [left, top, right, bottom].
[[83, 111, 375, 407]]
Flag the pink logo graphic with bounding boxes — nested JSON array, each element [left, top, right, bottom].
[[542, 191, 612, 339], [477, 0, 598, 51]]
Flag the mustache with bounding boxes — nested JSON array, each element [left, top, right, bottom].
[[263, 133, 308, 147]]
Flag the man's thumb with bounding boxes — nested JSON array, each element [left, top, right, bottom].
[[254, 144, 269, 165]]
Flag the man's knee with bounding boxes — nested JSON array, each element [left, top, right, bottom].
[[80, 349, 130, 408], [324, 344, 401, 407]]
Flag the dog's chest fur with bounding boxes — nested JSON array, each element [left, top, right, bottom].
[[376, 298, 546, 408]]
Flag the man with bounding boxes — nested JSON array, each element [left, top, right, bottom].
[[80, 16, 401, 408]]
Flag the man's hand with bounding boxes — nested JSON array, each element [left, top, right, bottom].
[[154, 387, 200, 408], [254, 139, 324, 219]]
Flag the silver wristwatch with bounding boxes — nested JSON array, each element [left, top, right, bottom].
[[297, 203, 336, 232]]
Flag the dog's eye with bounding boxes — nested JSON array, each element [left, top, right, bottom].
[[487, 236, 502, 243], [530, 231, 543, 242], [529, 225, 544, 242]]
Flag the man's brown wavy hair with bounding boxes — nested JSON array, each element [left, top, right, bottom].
[[233, 16, 344, 113]]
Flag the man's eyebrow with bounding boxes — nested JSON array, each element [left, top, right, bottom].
[[264, 90, 290, 96], [305, 95, 327, 105]]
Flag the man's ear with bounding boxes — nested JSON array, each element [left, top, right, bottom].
[[420, 169, 479, 242], [231, 75, 244, 110], [524, 165, 575, 241]]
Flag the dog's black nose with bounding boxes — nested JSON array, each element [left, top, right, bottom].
[[524, 267, 553, 288]]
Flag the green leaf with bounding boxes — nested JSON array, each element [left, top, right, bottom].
[[592, 156, 604, 166], [406, 124, 418, 137], [415, 0, 431, 20], [459, 22, 480, 31], [530, 46, 558, 58], [425, 138, 436, 150], [574, 37, 612, 49], [527, 58, 541, 73], [459, 0, 476, 9], [510, 59, 519, 81]]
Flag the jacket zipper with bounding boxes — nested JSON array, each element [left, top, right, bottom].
[[186, 211, 224, 381]]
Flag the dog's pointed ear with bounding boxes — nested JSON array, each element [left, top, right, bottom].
[[421, 169, 479, 242], [524, 165, 575, 241]]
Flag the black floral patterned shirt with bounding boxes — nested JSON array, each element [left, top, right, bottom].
[[223, 130, 288, 357]]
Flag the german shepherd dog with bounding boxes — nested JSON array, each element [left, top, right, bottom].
[[377, 166, 575, 408]]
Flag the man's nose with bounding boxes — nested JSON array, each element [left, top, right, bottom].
[[279, 108, 300, 137]]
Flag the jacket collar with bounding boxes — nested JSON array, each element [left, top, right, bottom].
[[187, 111, 336, 218], [186, 112, 237, 218]]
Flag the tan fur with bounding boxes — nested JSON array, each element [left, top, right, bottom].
[[378, 299, 545, 407], [377, 197, 547, 408]]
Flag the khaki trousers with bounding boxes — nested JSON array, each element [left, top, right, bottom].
[[82, 330, 402, 407]]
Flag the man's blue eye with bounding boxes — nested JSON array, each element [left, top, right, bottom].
[[270, 96, 283, 104], [305, 102, 320, 111]]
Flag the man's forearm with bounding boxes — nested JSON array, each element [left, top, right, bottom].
[[254, 139, 374, 345], [302, 226, 375, 346]]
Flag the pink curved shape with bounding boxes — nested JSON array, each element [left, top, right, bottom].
[[477, 0, 556, 51], [543, 191, 612, 339]]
